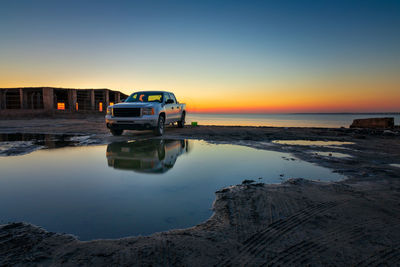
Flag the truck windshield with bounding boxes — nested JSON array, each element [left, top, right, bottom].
[[125, 92, 163, 103]]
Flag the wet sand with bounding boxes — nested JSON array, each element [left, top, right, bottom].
[[1, 117, 400, 266]]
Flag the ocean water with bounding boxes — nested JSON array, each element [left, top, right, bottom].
[[186, 113, 400, 128]]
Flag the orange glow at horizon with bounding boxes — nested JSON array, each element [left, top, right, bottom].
[[184, 94, 400, 113], [1, 74, 399, 113], [182, 82, 400, 113]]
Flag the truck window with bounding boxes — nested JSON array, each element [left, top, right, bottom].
[[126, 92, 163, 103], [170, 93, 178, 104], [148, 95, 162, 102], [164, 93, 173, 104], [166, 93, 176, 104]]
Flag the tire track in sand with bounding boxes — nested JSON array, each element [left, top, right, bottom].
[[264, 220, 384, 267], [357, 244, 400, 267], [220, 201, 340, 266]]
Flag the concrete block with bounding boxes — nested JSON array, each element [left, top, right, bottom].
[[350, 117, 394, 129]]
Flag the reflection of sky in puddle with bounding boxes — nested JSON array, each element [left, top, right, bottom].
[[272, 140, 354, 146], [390, 164, 400, 168], [310, 151, 352, 158], [0, 139, 346, 240]]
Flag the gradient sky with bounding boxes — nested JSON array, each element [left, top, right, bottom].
[[1, 0, 399, 113]]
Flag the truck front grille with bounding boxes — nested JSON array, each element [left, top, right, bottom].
[[114, 159, 141, 169], [113, 108, 141, 117]]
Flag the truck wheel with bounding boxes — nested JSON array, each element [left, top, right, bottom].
[[157, 140, 166, 160], [154, 115, 165, 136], [178, 112, 185, 128], [110, 129, 123, 136]]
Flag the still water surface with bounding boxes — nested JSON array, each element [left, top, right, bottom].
[[187, 113, 400, 127], [0, 139, 346, 240]]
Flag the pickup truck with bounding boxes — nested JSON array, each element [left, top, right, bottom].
[[105, 91, 186, 136], [106, 139, 189, 173]]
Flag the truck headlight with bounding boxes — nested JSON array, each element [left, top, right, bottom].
[[107, 107, 113, 116], [142, 108, 154, 115]]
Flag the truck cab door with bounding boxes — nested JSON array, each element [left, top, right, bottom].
[[169, 93, 181, 120], [164, 93, 174, 123]]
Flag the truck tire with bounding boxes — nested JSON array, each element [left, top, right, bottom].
[[154, 115, 165, 136], [178, 112, 185, 128], [157, 140, 166, 160], [110, 129, 123, 136]]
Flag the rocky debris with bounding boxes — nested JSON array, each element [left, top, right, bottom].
[[350, 117, 394, 129], [383, 130, 398, 136], [241, 179, 256, 185], [283, 177, 312, 185], [0, 141, 43, 156], [0, 133, 105, 156]]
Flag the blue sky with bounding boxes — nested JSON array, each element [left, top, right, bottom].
[[1, 0, 399, 112]]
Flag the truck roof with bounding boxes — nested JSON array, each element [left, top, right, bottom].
[[131, 91, 173, 95]]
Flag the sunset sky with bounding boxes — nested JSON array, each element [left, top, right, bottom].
[[1, 0, 399, 113]]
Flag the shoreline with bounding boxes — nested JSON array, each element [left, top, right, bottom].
[[1, 118, 400, 265], [1, 113, 399, 129]]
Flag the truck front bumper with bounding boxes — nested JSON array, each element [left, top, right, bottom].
[[105, 115, 158, 130]]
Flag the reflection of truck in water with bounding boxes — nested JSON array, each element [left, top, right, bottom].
[[106, 139, 189, 173]]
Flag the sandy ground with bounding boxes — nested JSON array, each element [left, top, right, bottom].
[[1, 117, 400, 266]]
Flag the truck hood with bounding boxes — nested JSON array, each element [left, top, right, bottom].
[[110, 102, 155, 108]]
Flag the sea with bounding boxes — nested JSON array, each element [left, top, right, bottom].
[[186, 113, 400, 128]]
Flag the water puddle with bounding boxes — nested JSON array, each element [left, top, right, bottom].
[[310, 151, 352, 158], [0, 138, 346, 240], [272, 140, 354, 146], [0, 133, 91, 156]]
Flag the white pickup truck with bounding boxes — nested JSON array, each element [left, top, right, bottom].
[[105, 91, 186, 136]]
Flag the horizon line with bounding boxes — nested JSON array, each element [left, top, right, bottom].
[[188, 111, 400, 115]]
